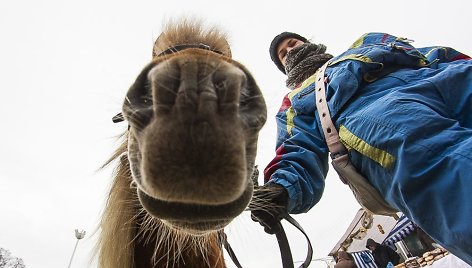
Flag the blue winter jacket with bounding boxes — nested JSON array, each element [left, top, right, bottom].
[[264, 32, 472, 264]]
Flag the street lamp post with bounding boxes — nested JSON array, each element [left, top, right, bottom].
[[68, 229, 86, 268]]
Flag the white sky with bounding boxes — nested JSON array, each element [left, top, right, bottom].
[[0, 0, 470, 267]]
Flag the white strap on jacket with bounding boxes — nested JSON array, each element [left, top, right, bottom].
[[313, 61, 398, 216], [314, 61, 346, 157]]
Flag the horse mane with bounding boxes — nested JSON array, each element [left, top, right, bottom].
[[95, 134, 135, 267], [152, 18, 232, 58]]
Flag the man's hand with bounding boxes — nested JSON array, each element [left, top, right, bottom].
[[250, 182, 289, 234]]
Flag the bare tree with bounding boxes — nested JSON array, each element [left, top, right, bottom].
[[0, 248, 26, 268]]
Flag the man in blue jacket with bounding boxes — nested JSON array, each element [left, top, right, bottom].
[[251, 31, 472, 265]]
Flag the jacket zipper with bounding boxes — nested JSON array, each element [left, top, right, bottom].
[[298, 87, 316, 99]]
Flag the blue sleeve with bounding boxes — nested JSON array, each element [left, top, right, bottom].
[[264, 94, 329, 213]]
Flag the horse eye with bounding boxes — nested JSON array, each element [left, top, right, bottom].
[[140, 81, 152, 104], [121, 79, 154, 129]]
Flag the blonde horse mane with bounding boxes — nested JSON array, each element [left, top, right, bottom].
[[95, 134, 134, 268]]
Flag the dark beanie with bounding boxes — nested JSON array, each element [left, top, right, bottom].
[[269, 32, 308, 74], [366, 238, 377, 249]]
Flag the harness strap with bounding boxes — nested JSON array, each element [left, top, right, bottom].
[[157, 43, 224, 57], [314, 61, 398, 216], [313, 61, 346, 157], [282, 215, 313, 268], [274, 220, 293, 268], [223, 215, 313, 268], [221, 232, 243, 268]]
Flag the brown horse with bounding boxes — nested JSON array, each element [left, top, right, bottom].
[[96, 19, 267, 268]]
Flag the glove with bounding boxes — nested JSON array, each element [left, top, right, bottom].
[[250, 182, 289, 234]]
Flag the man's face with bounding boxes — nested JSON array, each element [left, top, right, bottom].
[[277, 38, 305, 67]]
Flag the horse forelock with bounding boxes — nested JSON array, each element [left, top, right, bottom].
[[152, 18, 232, 59]]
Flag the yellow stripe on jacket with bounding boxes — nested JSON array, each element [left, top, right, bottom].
[[339, 125, 395, 169], [285, 74, 318, 135]]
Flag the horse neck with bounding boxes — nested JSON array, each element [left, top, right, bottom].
[[133, 223, 227, 268]]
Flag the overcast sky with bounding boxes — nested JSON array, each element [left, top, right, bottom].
[[0, 0, 471, 267]]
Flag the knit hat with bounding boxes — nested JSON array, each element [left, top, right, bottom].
[[269, 32, 308, 74], [366, 238, 377, 249]]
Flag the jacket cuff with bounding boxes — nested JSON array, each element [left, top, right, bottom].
[[268, 179, 299, 213]]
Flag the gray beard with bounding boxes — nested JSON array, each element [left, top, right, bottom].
[[285, 43, 333, 89]]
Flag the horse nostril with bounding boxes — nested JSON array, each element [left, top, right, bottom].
[[123, 59, 183, 130], [214, 79, 226, 91], [213, 64, 246, 105], [149, 62, 181, 108]]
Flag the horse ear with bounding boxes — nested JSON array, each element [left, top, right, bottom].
[[220, 38, 232, 58], [152, 33, 165, 58]]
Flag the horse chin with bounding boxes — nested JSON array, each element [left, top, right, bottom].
[[137, 181, 253, 234]]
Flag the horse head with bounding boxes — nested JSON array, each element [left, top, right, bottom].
[[122, 20, 267, 235]]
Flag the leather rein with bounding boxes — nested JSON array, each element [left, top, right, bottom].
[[222, 213, 313, 268]]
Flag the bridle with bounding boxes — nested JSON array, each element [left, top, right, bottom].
[[228, 168, 313, 268], [112, 43, 314, 268], [222, 213, 313, 268], [156, 43, 224, 57]]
